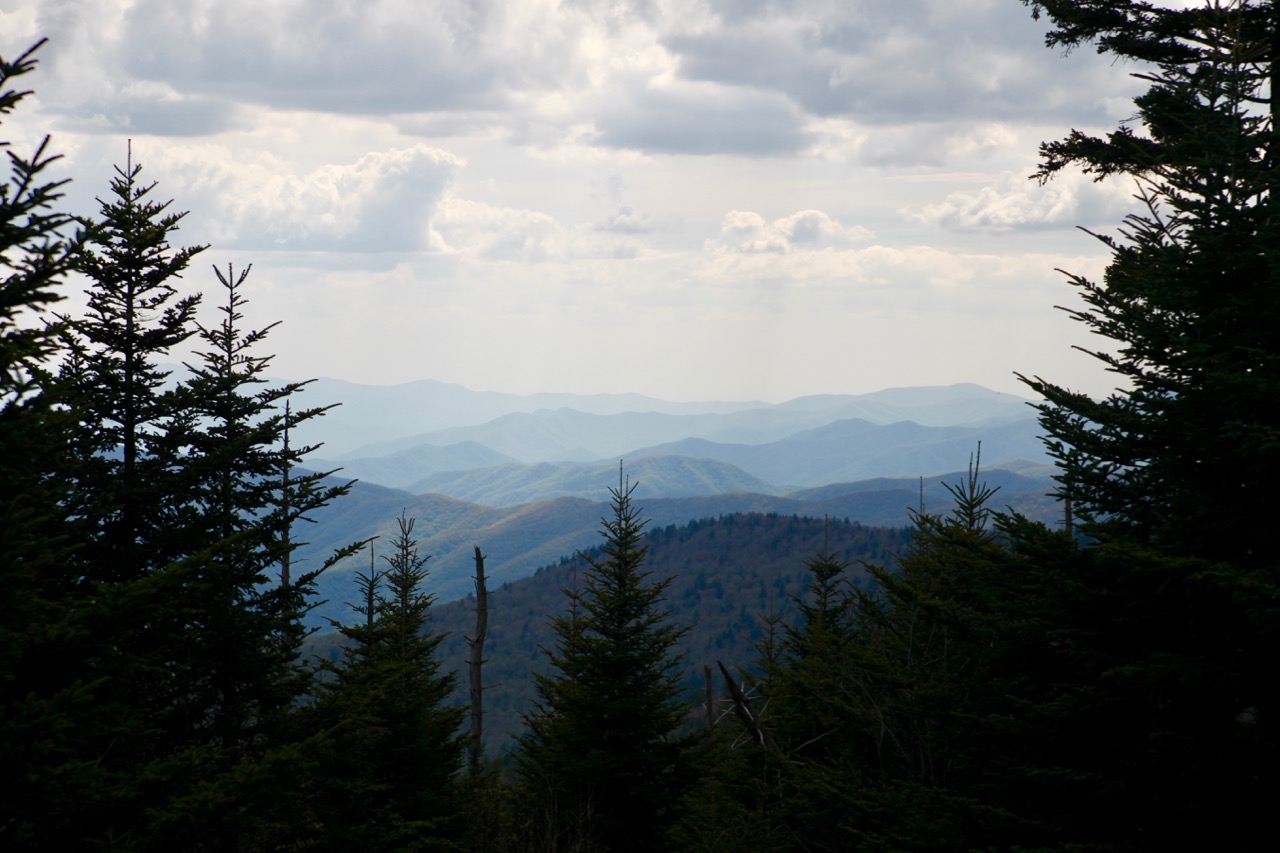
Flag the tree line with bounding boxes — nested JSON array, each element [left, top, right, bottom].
[[5, 0, 1280, 849]]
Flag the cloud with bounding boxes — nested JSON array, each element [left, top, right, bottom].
[[432, 198, 658, 263], [141, 143, 464, 252], [715, 209, 872, 254], [663, 0, 1141, 125], [848, 122, 1020, 169], [909, 169, 1132, 232], [61, 84, 240, 137], [599, 205, 655, 234], [593, 82, 811, 156], [434, 198, 569, 262], [23, 0, 1143, 164]]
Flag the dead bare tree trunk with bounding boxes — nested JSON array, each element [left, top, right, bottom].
[[279, 402, 292, 588], [467, 545, 489, 775], [717, 660, 783, 757], [704, 664, 714, 732]]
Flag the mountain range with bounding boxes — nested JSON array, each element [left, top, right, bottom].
[[280, 377, 1061, 626]]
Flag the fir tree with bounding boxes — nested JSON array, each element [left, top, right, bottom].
[[316, 514, 464, 852], [1018, 0, 1280, 568], [515, 469, 696, 853], [1014, 2, 1280, 846], [44, 152, 358, 847], [0, 39, 114, 849]]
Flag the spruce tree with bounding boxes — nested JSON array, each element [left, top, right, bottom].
[[178, 263, 352, 754], [316, 514, 464, 852], [1013, 2, 1280, 846], [47, 153, 358, 847], [1018, 0, 1280, 568], [515, 470, 695, 853], [0, 39, 114, 848], [51, 153, 211, 835], [57, 147, 203, 584]]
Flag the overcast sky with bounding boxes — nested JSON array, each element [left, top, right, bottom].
[[3, 0, 1169, 403]]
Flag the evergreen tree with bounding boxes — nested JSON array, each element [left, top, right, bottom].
[[515, 470, 696, 853], [178, 263, 352, 754], [136, 264, 360, 849], [42, 151, 358, 847], [1011, 3, 1280, 846], [315, 514, 464, 852], [1018, 0, 1280, 568], [57, 146, 203, 584], [0, 39, 114, 849]]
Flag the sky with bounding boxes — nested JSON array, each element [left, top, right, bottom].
[[2, 0, 1172, 403]]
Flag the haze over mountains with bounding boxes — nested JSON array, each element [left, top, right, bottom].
[[297, 379, 1034, 458], [287, 378, 1059, 627]]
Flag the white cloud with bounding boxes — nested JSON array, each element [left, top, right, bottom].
[[140, 143, 464, 252], [714, 209, 872, 255], [909, 169, 1132, 232], [433, 198, 569, 262]]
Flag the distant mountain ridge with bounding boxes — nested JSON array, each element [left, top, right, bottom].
[[408, 455, 779, 506], [283, 380, 1058, 627], [292, 379, 1034, 458], [306, 383, 1044, 498], [314, 417, 1048, 501]]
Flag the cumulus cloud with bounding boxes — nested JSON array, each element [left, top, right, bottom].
[[434, 198, 568, 262], [909, 170, 1132, 232], [22, 0, 1143, 162], [715, 209, 872, 254], [141, 143, 464, 252]]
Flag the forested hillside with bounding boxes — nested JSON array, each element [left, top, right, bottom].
[[296, 463, 1057, 626], [310, 512, 912, 754]]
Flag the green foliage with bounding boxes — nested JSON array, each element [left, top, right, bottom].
[[0, 40, 112, 849], [1019, 0, 1280, 567], [514, 472, 697, 852], [0, 75, 357, 841], [313, 514, 465, 851], [1015, 1, 1280, 846]]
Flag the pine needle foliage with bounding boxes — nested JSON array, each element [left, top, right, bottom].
[[515, 470, 696, 853]]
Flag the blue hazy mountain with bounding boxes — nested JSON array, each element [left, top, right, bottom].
[[297, 464, 1059, 629], [295, 379, 1032, 459]]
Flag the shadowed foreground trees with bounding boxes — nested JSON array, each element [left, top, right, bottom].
[[0, 40, 365, 849], [684, 3, 1280, 849], [1017, 0, 1280, 845], [314, 514, 464, 852], [515, 472, 698, 852], [0, 38, 104, 848]]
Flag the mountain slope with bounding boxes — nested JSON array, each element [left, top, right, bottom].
[[312, 382, 1037, 464], [298, 464, 1060, 628], [628, 417, 1049, 486], [309, 513, 915, 756]]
